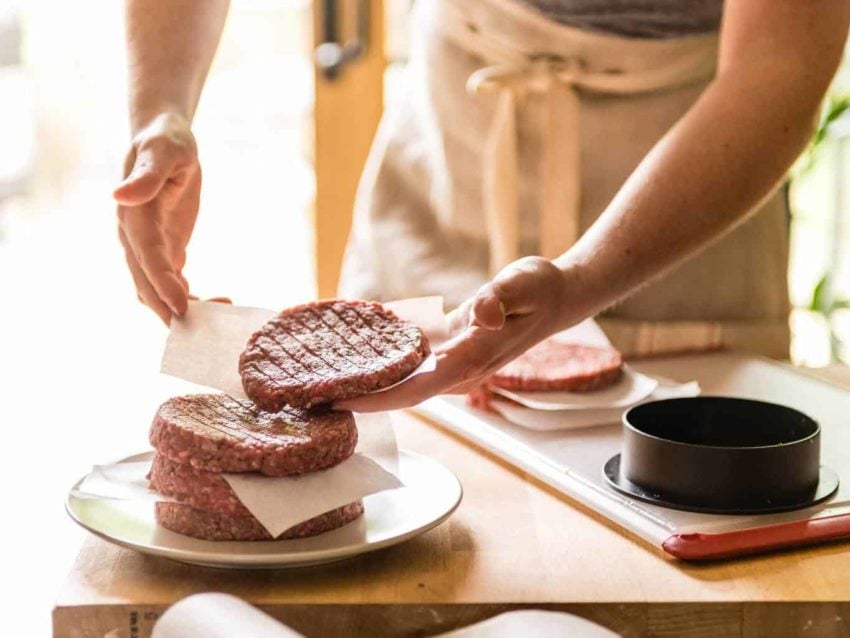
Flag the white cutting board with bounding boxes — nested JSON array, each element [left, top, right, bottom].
[[415, 352, 850, 557]]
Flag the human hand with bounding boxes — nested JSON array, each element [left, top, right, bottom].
[[336, 256, 581, 412], [113, 113, 201, 324]]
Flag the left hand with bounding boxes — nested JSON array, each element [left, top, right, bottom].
[[336, 256, 580, 412]]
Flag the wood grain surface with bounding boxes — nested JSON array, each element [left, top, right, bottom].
[[53, 366, 850, 637]]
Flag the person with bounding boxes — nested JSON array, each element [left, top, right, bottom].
[[114, 0, 850, 412]]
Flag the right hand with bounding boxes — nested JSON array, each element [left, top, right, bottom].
[[113, 113, 201, 324], [336, 256, 583, 412]]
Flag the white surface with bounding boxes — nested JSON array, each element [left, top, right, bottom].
[[442, 610, 619, 638], [66, 450, 462, 569], [416, 353, 850, 550], [153, 594, 303, 638], [152, 597, 617, 638]]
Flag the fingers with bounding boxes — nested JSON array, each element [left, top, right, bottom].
[[335, 326, 512, 412], [333, 361, 450, 413], [119, 228, 172, 325], [119, 203, 189, 317], [188, 294, 233, 304]]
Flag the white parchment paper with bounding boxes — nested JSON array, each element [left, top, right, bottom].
[[491, 366, 660, 411], [484, 318, 700, 429], [161, 298, 445, 399], [491, 376, 701, 431]]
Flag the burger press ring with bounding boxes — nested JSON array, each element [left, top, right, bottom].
[[603, 397, 840, 515]]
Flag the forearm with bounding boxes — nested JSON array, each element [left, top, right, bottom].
[[125, 0, 229, 133], [555, 65, 829, 321], [552, 0, 850, 324]]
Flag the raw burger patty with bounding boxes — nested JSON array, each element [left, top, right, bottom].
[[155, 500, 365, 542], [149, 453, 251, 516], [239, 299, 430, 410], [150, 394, 357, 476], [488, 340, 623, 392], [466, 386, 500, 413]]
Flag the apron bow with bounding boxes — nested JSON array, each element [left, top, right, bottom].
[[467, 55, 588, 275]]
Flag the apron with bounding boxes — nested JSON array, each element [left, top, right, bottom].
[[339, 0, 791, 359]]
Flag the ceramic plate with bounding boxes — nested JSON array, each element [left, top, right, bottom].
[[66, 450, 462, 569]]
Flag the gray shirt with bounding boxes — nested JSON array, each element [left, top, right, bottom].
[[523, 0, 723, 38]]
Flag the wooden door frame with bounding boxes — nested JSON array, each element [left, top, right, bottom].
[[313, 0, 385, 298]]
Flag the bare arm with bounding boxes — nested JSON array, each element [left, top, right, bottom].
[[340, 0, 850, 412], [554, 0, 850, 318], [125, 0, 229, 132], [114, 1, 229, 323]]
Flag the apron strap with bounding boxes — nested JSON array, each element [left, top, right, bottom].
[[468, 54, 713, 275]]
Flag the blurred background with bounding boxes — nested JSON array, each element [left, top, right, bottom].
[[0, 1, 848, 633]]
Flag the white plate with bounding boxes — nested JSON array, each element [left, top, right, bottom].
[[65, 450, 462, 569]]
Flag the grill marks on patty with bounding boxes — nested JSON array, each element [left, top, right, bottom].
[[148, 393, 364, 541], [240, 299, 430, 409], [150, 393, 358, 476]]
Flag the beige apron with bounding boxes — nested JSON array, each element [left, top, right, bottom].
[[339, 0, 791, 359]]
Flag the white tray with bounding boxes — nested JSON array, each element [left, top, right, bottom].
[[415, 353, 850, 560]]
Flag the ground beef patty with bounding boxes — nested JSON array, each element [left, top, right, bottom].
[[488, 340, 623, 392], [155, 500, 365, 541], [239, 299, 430, 410], [149, 452, 250, 516], [150, 394, 357, 476]]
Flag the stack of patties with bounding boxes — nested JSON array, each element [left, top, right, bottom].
[[149, 299, 430, 541], [148, 394, 362, 541]]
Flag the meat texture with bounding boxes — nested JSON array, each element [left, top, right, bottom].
[[488, 340, 623, 392], [239, 299, 430, 410], [155, 500, 365, 541], [150, 393, 357, 476]]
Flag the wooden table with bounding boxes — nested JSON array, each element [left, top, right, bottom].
[[53, 368, 850, 638]]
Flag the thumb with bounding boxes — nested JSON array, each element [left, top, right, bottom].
[[472, 256, 560, 328], [470, 284, 506, 330], [113, 147, 174, 205]]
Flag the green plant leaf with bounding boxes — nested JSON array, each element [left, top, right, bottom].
[[810, 274, 830, 313]]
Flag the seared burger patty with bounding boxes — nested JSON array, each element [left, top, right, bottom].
[[149, 452, 250, 516], [150, 393, 357, 476], [155, 500, 365, 541], [488, 341, 623, 392], [239, 299, 429, 410]]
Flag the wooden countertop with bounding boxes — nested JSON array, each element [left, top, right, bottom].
[[53, 366, 850, 637]]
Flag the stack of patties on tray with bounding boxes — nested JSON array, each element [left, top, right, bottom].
[[468, 338, 623, 410], [149, 299, 430, 541]]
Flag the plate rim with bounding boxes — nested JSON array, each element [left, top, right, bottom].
[[66, 449, 462, 568]]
